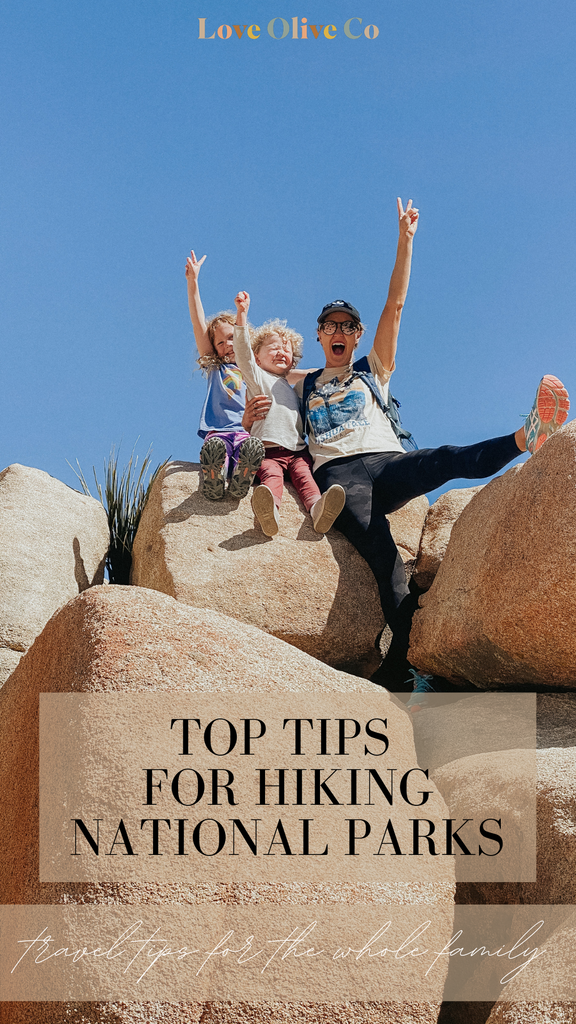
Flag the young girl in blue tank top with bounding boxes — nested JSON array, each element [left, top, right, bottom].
[[186, 250, 266, 500]]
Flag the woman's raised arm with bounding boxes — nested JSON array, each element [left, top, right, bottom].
[[372, 198, 419, 372]]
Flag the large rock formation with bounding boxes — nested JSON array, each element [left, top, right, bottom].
[[431, 745, 576, 1015], [411, 693, 576, 901], [537, 693, 576, 748], [410, 693, 535, 774], [0, 463, 109, 685], [131, 462, 428, 676], [411, 693, 575, 775], [409, 424, 576, 687], [0, 585, 454, 1024], [484, 909, 576, 1023], [432, 748, 537, 886], [452, 747, 576, 906], [413, 485, 483, 590]]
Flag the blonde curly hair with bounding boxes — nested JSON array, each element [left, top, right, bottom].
[[251, 319, 304, 368]]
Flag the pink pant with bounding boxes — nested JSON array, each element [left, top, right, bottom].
[[257, 446, 321, 511]]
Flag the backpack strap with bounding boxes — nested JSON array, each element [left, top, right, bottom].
[[352, 356, 388, 413], [301, 357, 417, 452], [300, 367, 324, 425], [352, 357, 417, 451]]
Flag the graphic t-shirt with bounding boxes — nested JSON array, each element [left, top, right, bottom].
[[295, 348, 405, 470], [197, 362, 246, 438]]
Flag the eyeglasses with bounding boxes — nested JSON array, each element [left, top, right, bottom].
[[319, 320, 359, 336]]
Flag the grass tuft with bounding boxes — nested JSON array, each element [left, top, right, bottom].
[[69, 444, 168, 585]]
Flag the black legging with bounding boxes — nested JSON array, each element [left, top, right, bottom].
[[314, 432, 521, 679]]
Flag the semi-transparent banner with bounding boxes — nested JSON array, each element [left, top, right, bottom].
[[1, 904, 574, 1002], [39, 693, 536, 884]]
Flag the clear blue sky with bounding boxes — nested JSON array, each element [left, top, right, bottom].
[[2, 0, 575, 499]]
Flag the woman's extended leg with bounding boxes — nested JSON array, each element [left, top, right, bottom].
[[371, 432, 522, 514]]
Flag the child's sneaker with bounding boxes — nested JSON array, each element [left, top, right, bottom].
[[251, 484, 279, 537], [228, 437, 265, 500], [200, 436, 227, 501], [524, 375, 570, 454], [405, 669, 436, 713], [311, 484, 346, 534]]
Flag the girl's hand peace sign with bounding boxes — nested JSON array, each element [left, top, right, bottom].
[[185, 249, 207, 281]]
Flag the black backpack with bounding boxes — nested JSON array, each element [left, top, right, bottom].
[[300, 355, 417, 452]]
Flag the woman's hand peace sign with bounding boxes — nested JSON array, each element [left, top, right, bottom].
[[397, 198, 419, 238]]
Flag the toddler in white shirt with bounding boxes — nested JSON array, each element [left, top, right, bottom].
[[233, 290, 345, 537]]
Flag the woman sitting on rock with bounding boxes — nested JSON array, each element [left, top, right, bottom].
[[294, 199, 570, 700]]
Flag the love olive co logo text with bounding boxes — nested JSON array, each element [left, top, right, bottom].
[[198, 17, 379, 40]]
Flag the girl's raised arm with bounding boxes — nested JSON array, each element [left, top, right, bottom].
[[185, 249, 212, 357]]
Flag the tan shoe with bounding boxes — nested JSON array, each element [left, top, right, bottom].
[[311, 484, 346, 534], [251, 485, 279, 537]]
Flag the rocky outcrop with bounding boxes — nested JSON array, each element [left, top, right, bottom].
[[432, 748, 536, 885], [409, 424, 576, 688], [411, 693, 535, 774], [413, 485, 483, 590], [488, 1003, 576, 1024], [391, 491, 429, 571], [537, 693, 576, 748], [131, 462, 428, 676], [411, 693, 575, 779], [485, 909, 576, 1023], [0, 585, 453, 1023], [453, 747, 576, 906], [0, 463, 108, 686]]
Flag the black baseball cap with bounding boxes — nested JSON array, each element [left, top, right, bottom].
[[317, 299, 362, 324]]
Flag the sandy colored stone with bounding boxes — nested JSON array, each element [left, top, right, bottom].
[[537, 693, 576, 748], [0, 463, 108, 686], [0, 1004, 204, 1024], [456, 747, 576, 906], [411, 693, 536, 773], [391, 491, 429, 571], [432, 749, 537, 885], [198, 1003, 444, 1023], [436, 748, 576, 1020], [409, 423, 576, 687], [0, 648, 22, 686], [485, 910, 576, 1023], [412, 692, 576, 774], [131, 462, 427, 676], [413, 486, 483, 590], [0, 585, 454, 1024], [488, 1002, 576, 1024], [0, 1000, 445, 1024], [488, 1000, 576, 1024]]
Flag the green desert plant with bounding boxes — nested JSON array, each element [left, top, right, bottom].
[[70, 444, 168, 585]]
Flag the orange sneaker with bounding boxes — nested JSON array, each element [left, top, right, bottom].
[[524, 375, 570, 454]]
